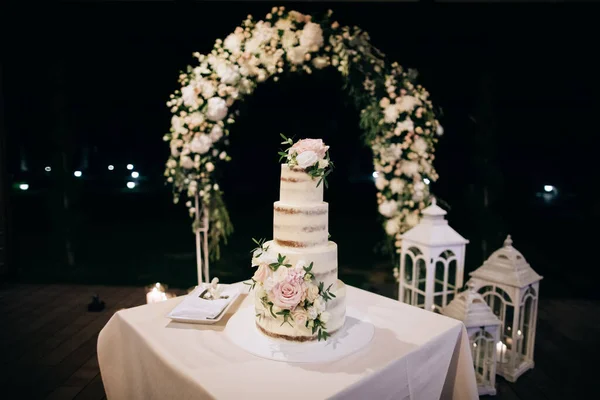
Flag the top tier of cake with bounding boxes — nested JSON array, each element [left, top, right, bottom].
[[279, 164, 324, 205], [274, 164, 329, 249]]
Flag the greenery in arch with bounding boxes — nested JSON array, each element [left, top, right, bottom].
[[164, 6, 444, 272]]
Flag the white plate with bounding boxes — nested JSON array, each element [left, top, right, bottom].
[[224, 304, 375, 363], [166, 284, 242, 325]]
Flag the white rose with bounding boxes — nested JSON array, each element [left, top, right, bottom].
[[205, 162, 214, 172], [385, 218, 401, 236], [378, 199, 398, 218], [181, 85, 197, 108], [256, 286, 267, 299], [295, 150, 319, 169], [180, 156, 194, 169], [313, 297, 326, 313], [299, 22, 324, 50], [171, 115, 186, 134], [215, 63, 240, 85], [281, 30, 298, 49], [414, 181, 425, 192], [186, 112, 204, 128], [396, 118, 414, 134], [379, 97, 391, 108], [318, 159, 329, 169], [396, 95, 421, 112], [223, 33, 242, 54], [275, 18, 293, 31], [306, 284, 320, 302], [209, 125, 223, 142], [198, 79, 216, 99], [384, 104, 400, 123], [206, 97, 228, 121], [251, 249, 278, 267], [375, 176, 388, 191], [319, 311, 331, 323], [307, 306, 318, 320], [406, 212, 420, 227], [401, 161, 420, 177], [390, 178, 405, 194], [166, 159, 177, 169], [312, 56, 329, 69], [287, 46, 307, 65], [381, 144, 402, 163], [411, 137, 428, 154], [190, 135, 212, 154]]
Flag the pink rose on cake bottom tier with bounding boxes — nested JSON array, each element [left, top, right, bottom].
[[269, 281, 305, 310], [291, 139, 329, 159]]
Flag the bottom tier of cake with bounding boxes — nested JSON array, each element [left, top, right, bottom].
[[254, 280, 346, 342]]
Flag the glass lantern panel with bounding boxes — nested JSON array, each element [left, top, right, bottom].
[[403, 288, 413, 305], [416, 259, 427, 291], [447, 259, 457, 289], [404, 254, 413, 285], [503, 305, 514, 345], [519, 296, 534, 359], [417, 293, 425, 308], [434, 261, 445, 292]]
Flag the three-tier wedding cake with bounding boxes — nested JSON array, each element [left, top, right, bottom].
[[249, 137, 346, 341]]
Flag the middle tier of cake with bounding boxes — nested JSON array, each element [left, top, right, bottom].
[[273, 201, 329, 248]]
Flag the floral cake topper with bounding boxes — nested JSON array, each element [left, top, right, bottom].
[[279, 135, 334, 187]]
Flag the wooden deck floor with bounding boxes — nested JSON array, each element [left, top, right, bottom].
[[0, 283, 596, 399]]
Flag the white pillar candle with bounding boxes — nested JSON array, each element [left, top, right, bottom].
[[496, 341, 507, 363]]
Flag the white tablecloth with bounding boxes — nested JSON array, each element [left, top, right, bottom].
[[98, 283, 478, 400]]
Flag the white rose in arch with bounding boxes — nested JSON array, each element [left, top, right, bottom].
[[287, 46, 307, 65], [396, 95, 421, 113], [216, 63, 240, 85], [186, 112, 204, 129], [312, 56, 329, 69], [206, 97, 228, 121], [210, 125, 223, 142], [181, 85, 197, 108], [180, 156, 194, 169], [411, 137, 428, 154], [223, 33, 242, 54], [205, 162, 215, 172], [190, 135, 212, 154], [396, 118, 414, 134], [375, 175, 388, 191], [405, 212, 420, 228], [401, 161, 420, 177], [295, 151, 319, 169], [384, 104, 400, 123], [299, 22, 324, 50], [390, 178, 405, 194], [198, 79, 216, 99], [281, 30, 298, 50], [385, 217, 401, 236], [378, 199, 398, 218]]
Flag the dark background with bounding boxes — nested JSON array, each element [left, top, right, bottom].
[[2, 1, 598, 299]]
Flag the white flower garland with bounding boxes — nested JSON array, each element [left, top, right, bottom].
[[164, 7, 443, 265]]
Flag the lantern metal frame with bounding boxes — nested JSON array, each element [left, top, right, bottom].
[[468, 235, 543, 382], [442, 282, 501, 396], [398, 198, 469, 312]]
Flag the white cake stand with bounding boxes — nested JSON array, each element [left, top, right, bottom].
[[224, 305, 374, 363]]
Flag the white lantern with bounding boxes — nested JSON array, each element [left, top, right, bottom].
[[468, 235, 543, 382], [442, 281, 501, 396], [398, 198, 469, 312]]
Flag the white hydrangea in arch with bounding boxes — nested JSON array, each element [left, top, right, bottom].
[[164, 6, 444, 269]]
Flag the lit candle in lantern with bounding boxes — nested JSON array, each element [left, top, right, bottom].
[[496, 341, 507, 363], [146, 282, 168, 304]]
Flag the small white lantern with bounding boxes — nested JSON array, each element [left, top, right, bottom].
[[442, 281, 501, 396], [468, 235, 543, 382], [398, 198, 469, 312]]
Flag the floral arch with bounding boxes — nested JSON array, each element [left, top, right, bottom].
[[164, 7, 444, 267]]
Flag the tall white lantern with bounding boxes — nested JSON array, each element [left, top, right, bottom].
[[442, 282, 501, 396], [398, 198, 469, 312], [468, 235, 543, 382]]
